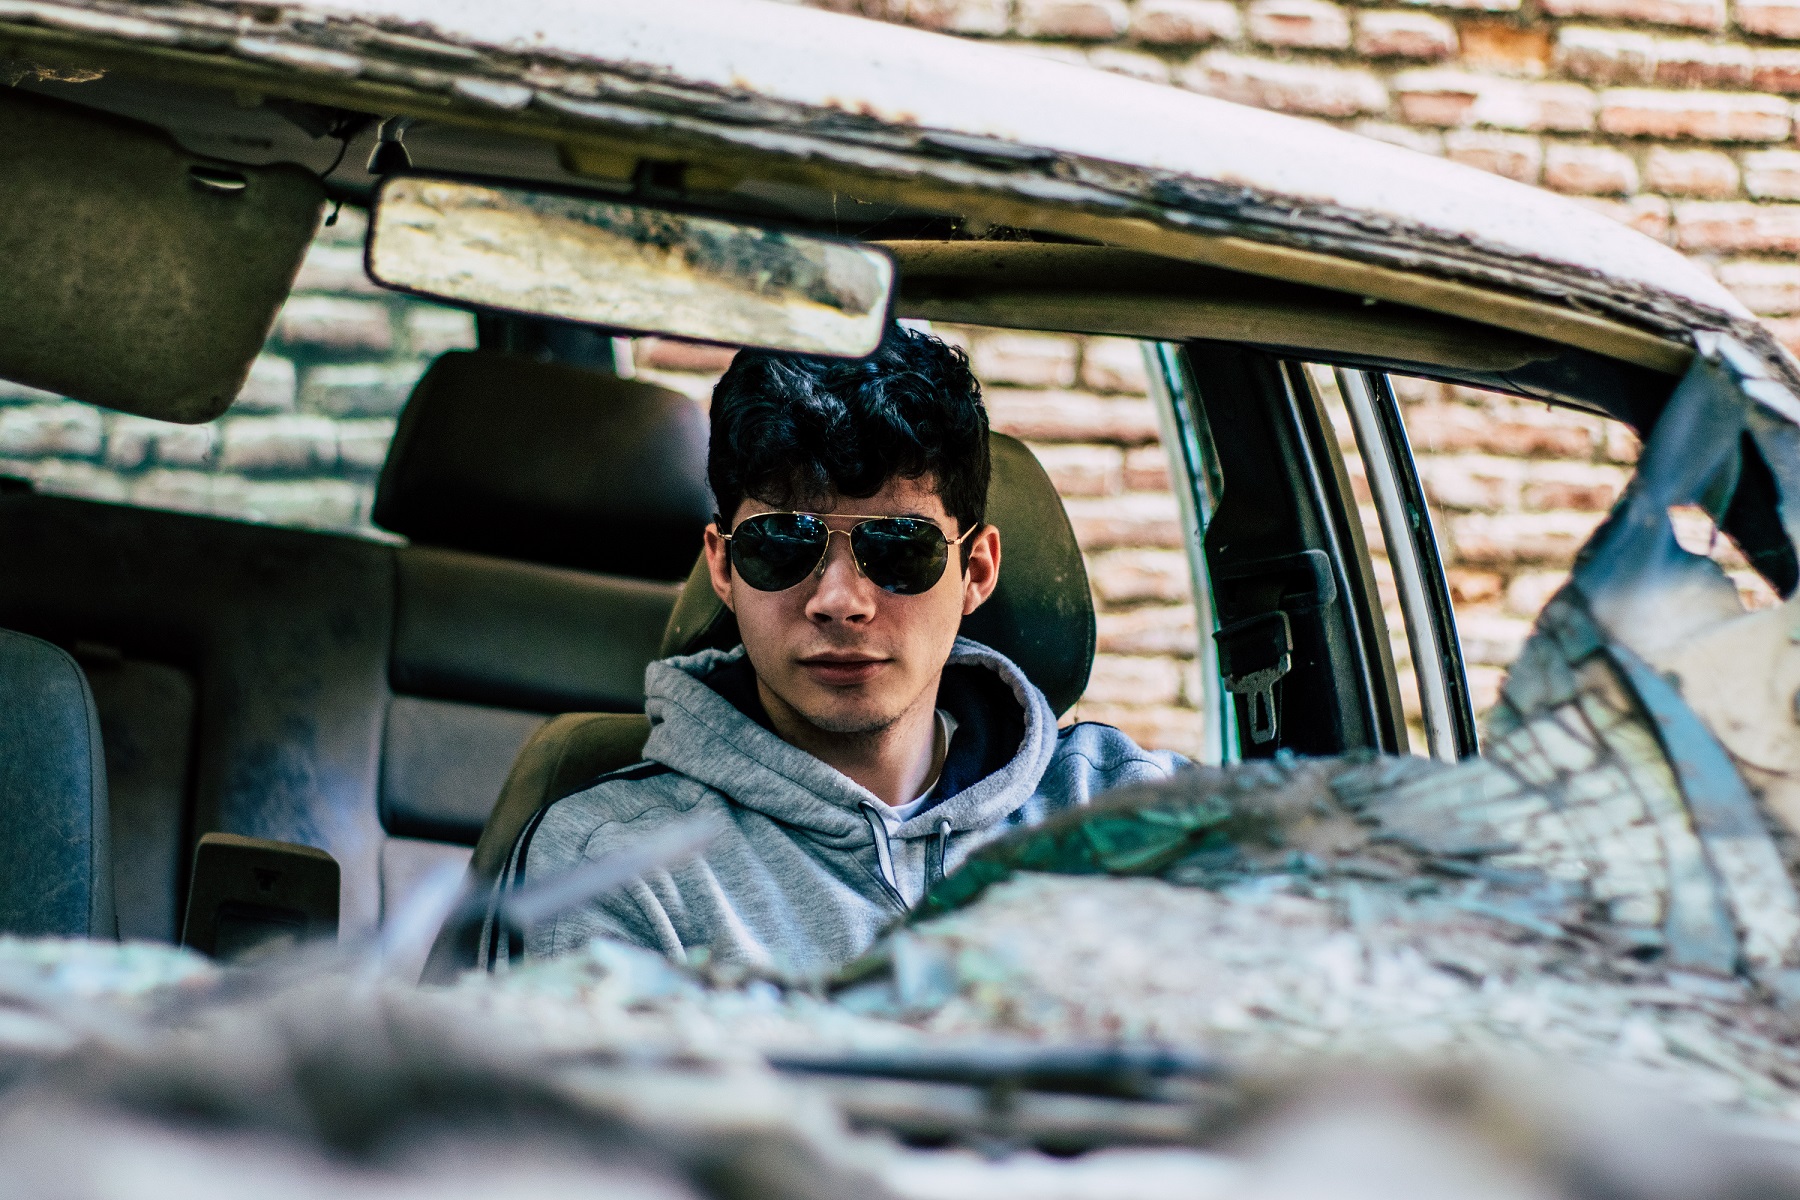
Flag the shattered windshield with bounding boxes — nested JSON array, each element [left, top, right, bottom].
[[10, 340, 1800, 1197]]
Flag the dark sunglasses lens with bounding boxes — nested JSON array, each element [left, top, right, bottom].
[[730, 513, 828, 591], [852, 518, 950, 595]]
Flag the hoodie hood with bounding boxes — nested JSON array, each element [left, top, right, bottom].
[[640, 637, 1060, 846]]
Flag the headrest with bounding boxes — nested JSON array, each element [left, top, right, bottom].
[[374, 350, 713, 581], [660, 433, 1096, 715]]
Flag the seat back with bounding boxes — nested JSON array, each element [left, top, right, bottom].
[[0, 628, 114, 937], [0, 352, 709, 944]]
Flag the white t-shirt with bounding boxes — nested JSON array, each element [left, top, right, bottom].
[[866, 708, 959, 833]]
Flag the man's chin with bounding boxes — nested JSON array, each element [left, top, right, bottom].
[[796, 705, 901, 737]]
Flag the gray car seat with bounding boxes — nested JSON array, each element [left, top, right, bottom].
[[0, 350, 708, 942], [0, 627, 114, 937]]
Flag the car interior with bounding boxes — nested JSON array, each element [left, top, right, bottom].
[[3, 63, 1794, 966]]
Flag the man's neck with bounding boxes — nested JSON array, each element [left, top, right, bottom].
[[756, 677, 941, 807]]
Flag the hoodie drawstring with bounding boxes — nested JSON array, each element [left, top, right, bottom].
[[926, 819, 952, 892], [858, 801, 908, 911]]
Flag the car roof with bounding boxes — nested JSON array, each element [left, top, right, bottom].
[[1, 0, 1785, 385], [296, 0, 1743, 322]]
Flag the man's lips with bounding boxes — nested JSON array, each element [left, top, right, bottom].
[[797, 654, 888, 686]]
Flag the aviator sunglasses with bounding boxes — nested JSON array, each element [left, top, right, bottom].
[[721, 511, 977, 595]]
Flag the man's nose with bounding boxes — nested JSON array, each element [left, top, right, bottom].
[[804, 531, 878, 623]]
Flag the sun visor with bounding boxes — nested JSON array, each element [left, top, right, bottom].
[[0, 88, 324, 424]]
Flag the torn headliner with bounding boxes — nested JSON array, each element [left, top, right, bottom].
[[0, 0, 1780, 370]]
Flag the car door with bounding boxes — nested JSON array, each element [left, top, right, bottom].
[[1145, 341, 1477, 764]]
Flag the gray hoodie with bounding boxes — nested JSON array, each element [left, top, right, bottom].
[[486, 637, 1184, 977]]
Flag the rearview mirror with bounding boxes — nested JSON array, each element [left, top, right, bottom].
[[367, 176, 895, 358]]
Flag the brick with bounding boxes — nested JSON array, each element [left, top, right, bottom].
[[1063, 493, 1183, 549], [1519, 460, 1630, 510], [1396, 0, 1518, 13], [1130, 0, 1240, 44], [1445, 130, 1543, 182], [1026, 442, 1123, 496], [1089, 548, 1192, 605], [1554, 27, 1655, 85], [2, 457, 129, 503], [1603, 422, 1641, 464], [130, 469, 246, 519], [972, 331, 1079, 387], [1355, 10, 1456, 58], [1740, 0, 1800, 38], [985, 390, 1161, 443], [1597, 90, 1791, 142], [1014, 0, 1129, 39], [1457, 611, 1533, 667], [1541, 0, 1723, 27], [106, 415, 211, 470], [218, 415, 338, 473], [1446, 567, 1504, 604], [276, 296, 394, 353], [1744, 149, 1800, 199], [238, 479, 365, 531], [635, 337, 737, 373], [1543, 142, 1638, 195], [1123, 445, 1172, 491], [1652, 39, 1754, 88], [1459, 20, 1551, 74], [337, 418, 398, 472], [1753, 48, 1800, 94], [1417, 454, 1525, 511], [1354, 121, 1446, 154], [234, 354, 297, 413], [1080, 337, 1150, 394], [1572, 194, 1672, 240], [404, 307, 477, 357], [1406, 399, 1600, 457], [1505, 570, 1569, 616], [1465, 665, 1505, 714], [1247, 0, 1350, 48], [1643, 146, 1739, 196], [1087, 46, 1171, 82], [1393, 71, 1595, 131], [1447, 511, 1606, 566], [1762, 315, 1800, 356], [1673, 201, 1800, 251], [1180, 52, 1389, 118], [1066, 701, 1205, 754], [1717, 259, 1800, 313], [102, 414, 157, 470], [291, 242, 379, 294], [1096, 604, 1198, 655], [1083, 654, 1185, 704], [300, 362, 427, 417], [0, 403, 102, 458]]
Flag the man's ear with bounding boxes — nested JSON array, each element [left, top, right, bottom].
[[703, 523, 736, 611], [961, 524, 1002, 616]]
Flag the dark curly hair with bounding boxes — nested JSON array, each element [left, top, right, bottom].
[[707, 324, 989, 540]]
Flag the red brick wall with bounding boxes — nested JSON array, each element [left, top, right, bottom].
[[5, 5, 1787, 757]]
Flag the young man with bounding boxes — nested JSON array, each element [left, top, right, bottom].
[[494, 325, 1184, 976]]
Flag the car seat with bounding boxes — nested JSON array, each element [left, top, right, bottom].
[[0, 627, 115, 937], [425, 433, 1095, 977]]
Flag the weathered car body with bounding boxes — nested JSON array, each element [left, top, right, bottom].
[[0, 0, 1796, 995]]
